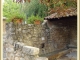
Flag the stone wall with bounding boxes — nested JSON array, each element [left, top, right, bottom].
[[3, 41, 48, 60], [3, 16, 77, 60], [14, 42, 48, 60], [3, 22, 48, 60], [47, 16, 77, 47], [5, 22, 68, 56]]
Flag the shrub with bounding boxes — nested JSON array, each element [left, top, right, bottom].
[[27, 15, 43, 24]]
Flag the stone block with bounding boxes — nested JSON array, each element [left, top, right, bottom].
[[15, 50, 22, 57], [24, 55, 30, 60], [21, 53, 25, 57], [7, 52, 14, 60], [6, 47, 14, 53], [36, 57, 48, 60], [15, 42, 25, 50], [22, 29, 27, 33], [8, 39, 14, 45], [3, 52, 7, 58], [22, 46, 39, 55], [20, 58, 25, 60], [15, 57, 20, 60], [3, 58, 7, 60]]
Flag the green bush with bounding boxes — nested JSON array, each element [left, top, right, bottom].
[[6, 12, 26, 23], [3, 0, 26, 23], [27, 15, 43, 24]]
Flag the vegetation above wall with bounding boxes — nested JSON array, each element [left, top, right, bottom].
[[14, 0, 77, 15], [27, 15, 43, 24], [22, 0, 48, 18], [3, 0, 26, 23], [3, 0, 77, 23]]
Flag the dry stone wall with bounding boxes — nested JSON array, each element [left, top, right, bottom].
[[3, 41, 48, 60], [3, 22, 48, 60], [5, 22, 68, 56], [3, 16, 77, 60], [47, 16, 77, 47]]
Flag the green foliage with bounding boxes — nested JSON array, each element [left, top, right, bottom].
[[3, 0, 26, 22], [27, 15, 43, 24], [4, 0, 76, 23], [10, 12, 26, 20], [40, 0, 77, 15], [23, 0, 48, 18], [22, 0, 48, 24], [64, 0, 77, 8]]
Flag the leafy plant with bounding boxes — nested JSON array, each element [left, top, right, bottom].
[[22, 0, 48, 18], [11, 12, 26, 20], [3, 0, 26, 23], [14, 0, 77, 16], [27, 15, 43, 24]]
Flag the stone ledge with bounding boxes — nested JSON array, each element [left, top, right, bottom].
[[15, 42, 39, 55], [22, 46, 39, 55]]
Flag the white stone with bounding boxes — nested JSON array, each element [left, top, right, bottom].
[[17, 42, 24, 47], [41, 37, 45, 40], [6, 47, 14, 52], [21, 54, 25, 57], [24, 56, 29, 60], [15, 51, 21, 57], [7, 52, 14, 60], [28, 24, 33, 26], [20, 58, 25, 60], [3, 52, 7, 58], [36, 57, 48, 60], [3, 58, 7, 60], [14, 51, 17, 54], [7, 37, 14, 44], [19, 28, 21, 31], [22, 46, 39, 55], [15, 57, 20, 60]]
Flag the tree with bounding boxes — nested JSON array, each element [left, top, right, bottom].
[[14, 0, 77, 15], [21, 0, 48, 24], [22, 0, 48, 18]]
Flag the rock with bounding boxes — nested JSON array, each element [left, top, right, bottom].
[[7, 52, 14, 60], [3, 58, 7, 60], [15, 51, 22, 57], [36, 57, 48, 60], [21, 53, 25, 57], [20, 58, 25, 60], [66, 51, 77, 60], [6, 47, 14, 53], [15, 57, 20, 60], [24, 55, 30, 60], [8, 39, 14, 45], [22, 46, 39, 55], [3, 52, 7, 58], [15, 42, 24, 50]]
